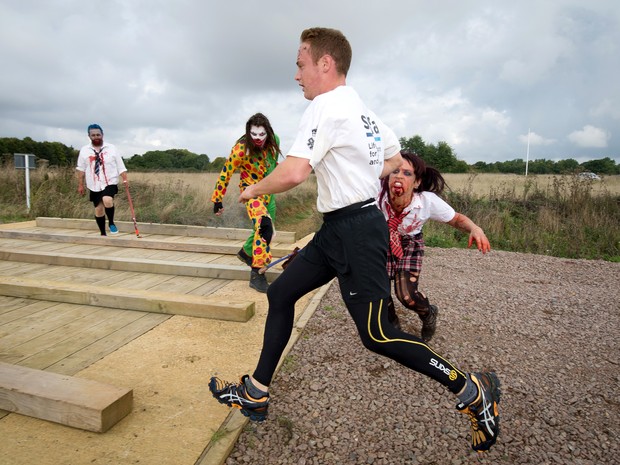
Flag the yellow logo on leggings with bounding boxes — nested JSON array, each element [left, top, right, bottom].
[[449, 370, 457, 381]]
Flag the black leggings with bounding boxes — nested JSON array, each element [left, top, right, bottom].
[[252, 252, 467, 394]]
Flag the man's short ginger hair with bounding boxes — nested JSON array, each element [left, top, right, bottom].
[[300, 27, 352, 77]]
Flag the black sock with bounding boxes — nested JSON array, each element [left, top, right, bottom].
[[457, 374, 479, 406], [105, 206, 115, 226], [95, 215, 106, 235]]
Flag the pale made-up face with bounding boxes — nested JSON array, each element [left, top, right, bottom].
[[294, 42, 322, 101], [88, 129, 103, 147], [388, 158, 419, 201], [250, 125, 267, 148]]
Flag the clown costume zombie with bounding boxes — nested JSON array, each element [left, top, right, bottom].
[[378, 150, 491, 340], [76, 124, 128, 236], [211, 113, 281, 293]]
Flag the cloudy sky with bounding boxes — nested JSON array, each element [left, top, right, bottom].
[[1, 0, 618, 164]]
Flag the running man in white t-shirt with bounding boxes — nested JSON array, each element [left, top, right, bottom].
[[378, 151, 491, 341], [209, 27, 501, 453]]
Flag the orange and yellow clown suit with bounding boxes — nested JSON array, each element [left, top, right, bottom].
[[211, 135, 279, 268]]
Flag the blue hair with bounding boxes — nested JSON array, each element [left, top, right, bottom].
[[87, 123, 103, 133]]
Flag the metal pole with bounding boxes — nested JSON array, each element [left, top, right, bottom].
[[525, 129, 530, 177], [25, 154, 31, 210]]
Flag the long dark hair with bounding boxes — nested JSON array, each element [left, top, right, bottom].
[[241, 113, 281, 158], [379, 151, 447, 204]]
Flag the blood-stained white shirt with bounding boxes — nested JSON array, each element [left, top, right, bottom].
[[76, 143, 126, 192]]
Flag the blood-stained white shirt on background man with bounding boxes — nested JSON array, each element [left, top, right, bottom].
[[76, 143, 126, 192], [287, 86, 401, 213]]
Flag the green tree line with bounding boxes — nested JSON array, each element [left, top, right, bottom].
[[2, 135, 618, 175]]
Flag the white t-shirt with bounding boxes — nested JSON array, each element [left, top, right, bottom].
[[76, 143, 127, 192], [287, 86, 401, 213], [379, 191, 456, 236]]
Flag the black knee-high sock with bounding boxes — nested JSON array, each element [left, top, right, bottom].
[[95, 215, 106, 235], [105, 206, 115, 226]]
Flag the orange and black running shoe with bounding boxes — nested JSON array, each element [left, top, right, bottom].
[[209, 375, 269, 422], [456, 372, 501, 452]]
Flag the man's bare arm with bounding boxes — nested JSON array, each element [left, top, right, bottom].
[[76, 170, 86, 195], [239, 156, 313, 201], [380, 152, 403, 178]]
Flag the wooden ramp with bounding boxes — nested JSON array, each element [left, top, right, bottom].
[[0, 218, 299, 431]]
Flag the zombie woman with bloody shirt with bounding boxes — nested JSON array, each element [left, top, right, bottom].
[[211, 113, 281, 293], [378, 150, 491, 340]]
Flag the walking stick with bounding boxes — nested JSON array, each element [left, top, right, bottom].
[[258, 247, 300, 274], [124, 181, 142, 238]]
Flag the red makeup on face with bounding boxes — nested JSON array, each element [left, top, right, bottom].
[[250, 125, 267, 148]]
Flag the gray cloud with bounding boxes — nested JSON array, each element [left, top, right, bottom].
[[0, 0, 617, 164]]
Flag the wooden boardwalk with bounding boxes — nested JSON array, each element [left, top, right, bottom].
[[0, 218, 298, 423]]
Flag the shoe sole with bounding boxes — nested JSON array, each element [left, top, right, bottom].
[[208, 378, 268, 422], [231, 404, 267, 422]]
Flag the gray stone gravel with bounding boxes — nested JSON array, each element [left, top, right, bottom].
[[225, 248, 620, 465]]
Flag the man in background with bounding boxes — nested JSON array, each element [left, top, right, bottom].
[[76, 123, 128, 236]]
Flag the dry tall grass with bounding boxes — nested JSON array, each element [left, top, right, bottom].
[[443, 173, 620, 197], [1, 165, 618, 260]]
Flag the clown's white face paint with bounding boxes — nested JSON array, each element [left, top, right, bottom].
[[250, 125, 267, 148]]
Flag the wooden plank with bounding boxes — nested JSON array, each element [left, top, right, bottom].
[[0, 303, 83, 345], [1, 306, 119, 358], [187, 279, 230, 296], [0, 229, 295, 257], [146, 275, 220, 295], [0, 220, 36, 230], [0, 276, 255, 322], [0, 248, 282, 281], [35, 217, 297, 243], [16, 310, 148, 370], [45, 313, 170, 376], [0, 262, 50, 277], [0, 362, 132, 432], [0, 300, 59, 325]]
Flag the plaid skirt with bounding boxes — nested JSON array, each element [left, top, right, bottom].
[[386, 232, 424, 278]]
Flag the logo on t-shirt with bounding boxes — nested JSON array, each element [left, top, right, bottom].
[[361, 115, 381, 141], [361, 115, 383, 165], [307, 128, 317, 150]]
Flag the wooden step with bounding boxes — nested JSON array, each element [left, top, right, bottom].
[[0, 362, 132, 432], [0, 248, 282, 281], [36, 217, 297, 243], [0, 277, 255, 322], [0, 227, 294, 257]]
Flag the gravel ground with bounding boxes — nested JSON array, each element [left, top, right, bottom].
[[225, 248, 620, 465]]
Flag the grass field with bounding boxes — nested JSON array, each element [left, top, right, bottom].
[[2, 165, 619, 260]]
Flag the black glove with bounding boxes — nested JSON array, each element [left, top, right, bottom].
[[213, 201, 223, 214], [259, 216, 274, 244]]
